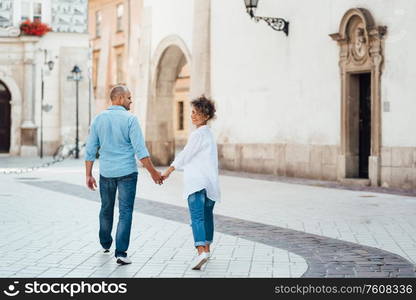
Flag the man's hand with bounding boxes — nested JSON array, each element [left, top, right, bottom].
[[140, 157, 165, 185], [151, 170, 164, 185], [86, 175, 97, 191]]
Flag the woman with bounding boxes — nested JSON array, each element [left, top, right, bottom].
[[162, 95, 220, 270]]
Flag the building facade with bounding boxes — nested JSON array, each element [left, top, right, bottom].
[[0, 0, 90, 157], [89, 0, 416, 190], [88, 0, 192, 157]]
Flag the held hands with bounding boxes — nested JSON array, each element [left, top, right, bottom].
[[161, 166, 174, 182], [161, 171, 170, 181], [86, 175, 97, 191], [140, 157, 164, 186], [151, 169, 171, 184], [151, 170, 164, 185]]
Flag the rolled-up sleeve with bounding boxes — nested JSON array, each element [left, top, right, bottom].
[[129, 116, 150, 160], [85, 119, 100, 161], [171, 131, 203, 170]]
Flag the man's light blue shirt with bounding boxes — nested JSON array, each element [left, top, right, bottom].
[[85, 105, 149, 178]]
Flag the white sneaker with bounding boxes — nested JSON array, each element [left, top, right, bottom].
[[103, 248, 110, 254], [192, 252, 208, 270], [116, 256, 132, 265]]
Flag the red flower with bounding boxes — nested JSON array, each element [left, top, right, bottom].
[[20, 19, 51, 37]]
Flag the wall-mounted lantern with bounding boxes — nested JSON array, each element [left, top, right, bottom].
[[244, 0, 289, 36]]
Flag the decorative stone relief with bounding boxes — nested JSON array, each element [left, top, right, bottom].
[[51, 0, 88, 33], [0, 0, 13, 28], [352, 26, 367, 62], [0, 27, 20, 37], [0, 66, 12, 78]]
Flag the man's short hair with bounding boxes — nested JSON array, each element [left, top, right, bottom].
[[110, 85, 129, 101]]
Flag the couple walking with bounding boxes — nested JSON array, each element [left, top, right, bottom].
[[85, 85, 220, 270]]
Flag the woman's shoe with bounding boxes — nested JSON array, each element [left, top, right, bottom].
[[192, 252, 208, 270]]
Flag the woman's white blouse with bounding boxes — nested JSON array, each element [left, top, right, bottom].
[[171, 125, 221, 202]]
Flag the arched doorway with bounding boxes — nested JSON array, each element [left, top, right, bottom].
[[330, 8, 387, 186], [147, 36, 192, 166], [0, 81, 11, 152], [173, 63, 190, 155]]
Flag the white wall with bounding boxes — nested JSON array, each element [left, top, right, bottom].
[[211, 0, 416, 147], [144, 0, 194, 59], [35, 32, 90, 148]]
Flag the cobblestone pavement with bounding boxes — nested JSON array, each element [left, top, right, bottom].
[[1, 158, 416, 278], [0, 169, 307, 278], [19, 180, 416, 277]]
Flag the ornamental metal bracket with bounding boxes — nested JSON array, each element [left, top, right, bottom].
[[252, 16, 289, 35]]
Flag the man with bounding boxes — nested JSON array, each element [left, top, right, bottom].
[[85, 85, 163, 265]]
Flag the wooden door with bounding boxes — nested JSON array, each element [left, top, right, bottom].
[[0, 81, 11, 152]]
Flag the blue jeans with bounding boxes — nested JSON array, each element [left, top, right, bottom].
[[187, 189, 216, 247], [99, 172, 138, 258]]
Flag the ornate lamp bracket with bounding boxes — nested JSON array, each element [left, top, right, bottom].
[[252, 16, 289, 35]]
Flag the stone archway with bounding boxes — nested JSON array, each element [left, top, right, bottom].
[[330, 8, 387, 187], [146, 35, 192, 165], [0, 70, 23, 155]]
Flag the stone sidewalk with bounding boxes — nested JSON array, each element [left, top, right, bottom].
[[0, 160, 307, 278], [0, 157, 415, 277]]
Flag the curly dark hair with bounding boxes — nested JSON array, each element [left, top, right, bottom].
[[191, 95, 216, 121]]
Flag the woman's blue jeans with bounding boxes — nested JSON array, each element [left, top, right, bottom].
[[99, 172, 137, 258], [187, 189, 216, 247]]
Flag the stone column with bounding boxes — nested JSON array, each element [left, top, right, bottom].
[[368, 28, 385, 187], [189, 0, 211, 99], [20, 38, 39, 156], [135, 5, 152, 130]]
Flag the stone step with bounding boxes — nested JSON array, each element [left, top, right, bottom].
[[340, 178, 371, 187]]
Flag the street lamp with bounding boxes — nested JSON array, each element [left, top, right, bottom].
[[244, 0, 289, 36], [40, 49, 54, 159], [68, 65, 83, 159], [47, 60, 54, 71]]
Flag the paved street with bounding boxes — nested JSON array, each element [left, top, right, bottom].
[[0, 156, 415, 278]]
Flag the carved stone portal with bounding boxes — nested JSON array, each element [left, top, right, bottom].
[[330, 8, 387, 186]]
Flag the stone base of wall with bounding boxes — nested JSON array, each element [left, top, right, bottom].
[[381, 146, 416, 190], [146, 140, 175, 166], [218, 143, 339, 181], [43, 141, 62, 156], [20, 145, 38, 157], [218, 143, 416, 190]]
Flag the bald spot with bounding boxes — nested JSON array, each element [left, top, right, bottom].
[[110, 85, 129, 101]]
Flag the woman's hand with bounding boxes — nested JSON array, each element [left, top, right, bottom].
[[161, 171, 170, 181], [162, 166, 175, 181]]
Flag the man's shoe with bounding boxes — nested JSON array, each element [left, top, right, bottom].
[[116, 256, 132, 265], [103, 248, 110, 253], [191, 252, 208, 270]]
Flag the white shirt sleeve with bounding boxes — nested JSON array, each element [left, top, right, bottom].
[[171, 131, 204, 170]]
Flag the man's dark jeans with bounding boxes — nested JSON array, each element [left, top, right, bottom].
[[99, 172, 138, 258]]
